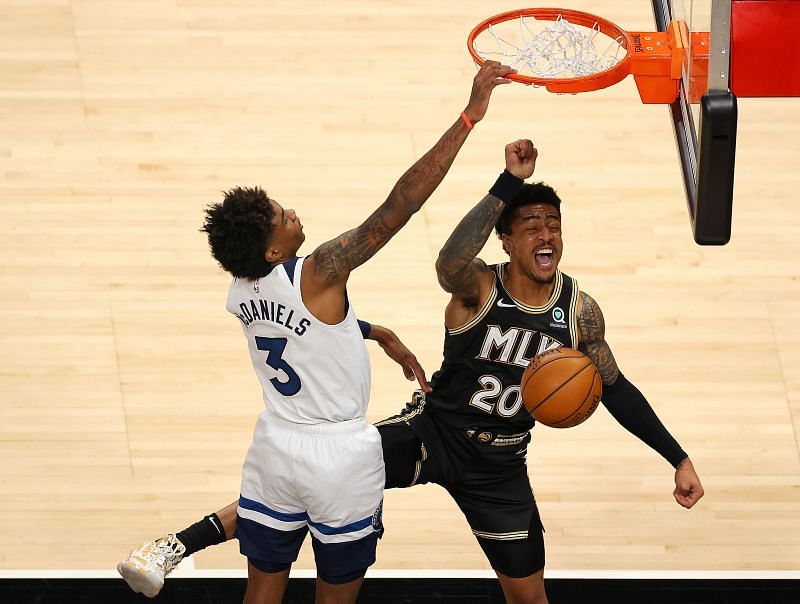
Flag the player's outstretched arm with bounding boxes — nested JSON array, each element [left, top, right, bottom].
[[304, 61, 515, 289], [577, 291, 704, 508]]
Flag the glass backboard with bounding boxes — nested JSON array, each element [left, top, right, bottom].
[[651, 0, 737, 244]]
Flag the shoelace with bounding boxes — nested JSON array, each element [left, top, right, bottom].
[[139, 536, 186, 572]]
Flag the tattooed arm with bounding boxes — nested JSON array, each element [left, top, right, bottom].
[[436, 139, 537, 328], [575, 291, 620, 385], [299, 61, 515, 324], [577, 291, 704, 508], [436, 194, 505, 298]]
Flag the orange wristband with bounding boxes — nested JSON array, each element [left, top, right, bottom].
[[460, 111, 474, 130]]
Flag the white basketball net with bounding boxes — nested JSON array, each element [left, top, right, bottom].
[[473, 15, 626, 81]]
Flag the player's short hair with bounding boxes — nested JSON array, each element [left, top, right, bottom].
[[201, 186, 275, 279], [494, 182, 562, 237]]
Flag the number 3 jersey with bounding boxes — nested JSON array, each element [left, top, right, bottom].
[[226, 256, 371, 424], [425, 263, 580, 436]]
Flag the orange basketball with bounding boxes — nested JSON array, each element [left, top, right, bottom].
[[520, 347, 602, 428]]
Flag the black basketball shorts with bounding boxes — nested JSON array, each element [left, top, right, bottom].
[[376, 412, 545, 578]]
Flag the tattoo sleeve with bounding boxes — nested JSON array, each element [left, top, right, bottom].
[[310, 117, 471, 282], [577, 291, 620, 385], [435, 193, 505, 293]]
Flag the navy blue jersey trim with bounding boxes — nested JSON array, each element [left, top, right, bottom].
[[308, 515, 374, 536], [239, 495, 375, 535], [282, 257, 300, 285], [357, 320, 372, 338], [239, 496, 306, 522]]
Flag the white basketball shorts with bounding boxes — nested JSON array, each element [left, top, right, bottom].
[[236, 410, 385, 581]]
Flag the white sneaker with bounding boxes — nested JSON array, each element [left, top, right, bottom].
[[117, 534, 187, 598]]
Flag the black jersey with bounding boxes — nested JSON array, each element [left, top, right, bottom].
[[426, 263, 580, 436]]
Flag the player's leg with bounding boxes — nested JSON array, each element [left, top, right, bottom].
[[212, 501, 238, 539], [238, 412, 315, 602], [450, 463, 548, 604], [312, 551, 367, 604], [489, 547, 547, 604], [301, 418, 385, 604], [495, 570, 547, 604], [243, 560, 290, 604], [376, 389, 446, 489], [314, 575, 364, 604], [309, 527, 376, 604], [175, 501, 237, 551], [117, 412, 414, 597], [117, 502, 235, 597], [376, 420, 427, 488], [119, 399, 424, 598], [472, 509, 548, 604]]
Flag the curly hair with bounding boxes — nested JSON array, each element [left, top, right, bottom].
[[494, 182, 562, 237], [200, 186, 276, 279]]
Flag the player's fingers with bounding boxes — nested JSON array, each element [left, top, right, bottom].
[[493, 63, 516, 77], [491, 69, 515, 87], [506, 140, 522, 154], [402, 356, 419, 380], [479, 60, 514, 75], [674, 491, 691, 509], [407, 359, 431, 392], [516, 139, 536, 160], [522, 139, 536, 158], [507, 140, 530, 162], [478, 61, 516, 85], [675, 484, 702, 508], [693, 485, 705, 502]]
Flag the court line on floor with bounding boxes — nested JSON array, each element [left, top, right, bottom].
[[1, 569, 799, 580]]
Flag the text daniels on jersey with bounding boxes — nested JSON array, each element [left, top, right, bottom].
[[234, 298, 311, 336]]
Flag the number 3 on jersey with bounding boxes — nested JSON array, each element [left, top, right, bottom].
[[255, 336, 301, 396]]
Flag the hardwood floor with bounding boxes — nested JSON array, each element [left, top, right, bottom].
[[0, 0, 798, 574]]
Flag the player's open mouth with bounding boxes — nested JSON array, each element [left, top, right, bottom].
[[534, 247, 554, 268]]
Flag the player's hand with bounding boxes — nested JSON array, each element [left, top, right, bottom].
[[673, 457, 704, 509], [505, 139, 537, 180], [463, 60, 516, 125], [372, 326, 431, 392]]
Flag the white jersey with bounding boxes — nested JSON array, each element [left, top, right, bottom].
[[227, 256, 371, 424]]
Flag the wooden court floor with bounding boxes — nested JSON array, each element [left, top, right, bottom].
[[1, 0, 798, 576]]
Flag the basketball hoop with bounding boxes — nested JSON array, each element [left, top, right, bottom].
[[468, 8, 707, 104]]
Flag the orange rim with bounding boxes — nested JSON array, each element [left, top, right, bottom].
[[467, 8, 634, 93]]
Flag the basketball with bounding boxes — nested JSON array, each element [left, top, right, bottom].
[[520, 347, 602, 428]]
